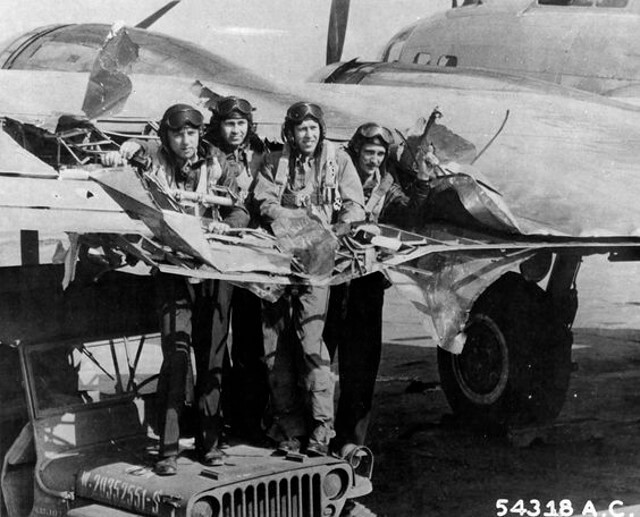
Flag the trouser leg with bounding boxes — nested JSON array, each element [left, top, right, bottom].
[[193, 280, 233, 453], [227, 287, 268, 437], [291, 286, 334, 427], [324, 283, 349, 361], [263, 296, 306, 440], [156, 277, 192, 459], [335, 273, 385, 446]]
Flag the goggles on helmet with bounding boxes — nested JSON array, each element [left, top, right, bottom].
[[286, 102, 324, 124], [216, 96, 253, 119], [355, 123, 394, 146], [164, 105, 204, 130]]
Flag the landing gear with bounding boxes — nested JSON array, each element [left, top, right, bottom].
[[438, 272, 573, 427]]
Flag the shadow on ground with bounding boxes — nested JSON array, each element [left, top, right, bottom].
[[356, 328, 640, 517]]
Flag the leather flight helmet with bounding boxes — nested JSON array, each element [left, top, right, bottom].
[[283, 101, 327, 146], [215, 96, 254, 124], [348, 122, 394, 156], [159, 103, 204, 150]]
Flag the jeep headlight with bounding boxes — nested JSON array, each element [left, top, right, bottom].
[[192, 497, 219, 517], [343, 445, 374, 479], [323, 469, 348, 500]]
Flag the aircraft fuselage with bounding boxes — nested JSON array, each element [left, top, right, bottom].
[[377, 0, 640, 99]]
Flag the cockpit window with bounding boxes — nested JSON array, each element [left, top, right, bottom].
[[538, 0, 628, 6], [10, 40, 96, 71], [385, 41, 405, 62], [382, 25, 415, 62], [414, 52, 432, 65], [8, 26, 236, 78], [437, 55, 458, 67], [4, 24, 274, 91], [595, 0, 628, 6]]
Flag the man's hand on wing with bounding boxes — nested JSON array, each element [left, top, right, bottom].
[[101, 141, 142, 167]]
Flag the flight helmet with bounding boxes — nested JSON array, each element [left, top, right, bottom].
[[348, 122, 394, 162], [206, 96, 256, 147], [158, 103, 204, 149], [282, 101, 326, 147]]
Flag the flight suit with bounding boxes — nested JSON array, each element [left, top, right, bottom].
[[252, 140, 365, 444], [209, 140, 270, 441], [139, 142, 249, 460], [325, 159, 430, 449]]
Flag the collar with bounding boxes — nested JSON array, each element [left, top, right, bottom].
[[177, 156, 205, 177], [294, 152, 315, 167], [217, 140, 246, 156], [360, 167, 381, 190], [229, 145, 248, 162], [290, 140, 322, 162], [161, 145, 206, 170]]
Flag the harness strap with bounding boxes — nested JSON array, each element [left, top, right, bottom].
[[196, 161, 209, 194], [365, 172, 394, 222], [320, 140, 338, 188], [275, 141, 341, 210], [231, 150, 253, 200], [192, 161, 214, 217], [320, 141, 341, 210], [274, 144, 290, 196]]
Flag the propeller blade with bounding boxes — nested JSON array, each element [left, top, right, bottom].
[[326, 0, 351, 65], [135, 0, 181, 29], [81, 23, 139, 120]]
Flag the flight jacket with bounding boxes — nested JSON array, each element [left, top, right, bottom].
[[251, 140, 365, 228]]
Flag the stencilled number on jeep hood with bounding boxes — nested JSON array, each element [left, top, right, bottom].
[[78, 470, 163, 514]]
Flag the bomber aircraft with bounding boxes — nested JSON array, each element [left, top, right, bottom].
[[2, 3, 640, 506], [316, 0, 640, 105]]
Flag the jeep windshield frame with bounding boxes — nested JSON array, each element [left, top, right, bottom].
[[20, 334, 160, 420]]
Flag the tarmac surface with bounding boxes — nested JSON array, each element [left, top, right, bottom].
[[356, 257, 640, 516]]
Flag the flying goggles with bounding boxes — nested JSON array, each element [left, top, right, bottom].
[[355, 123, 394, 146], [286, 102, 324, 123], [216, 96, 254, 119], [164, 105, 204, 129]]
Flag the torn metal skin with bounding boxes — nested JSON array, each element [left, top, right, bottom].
[[59, 161, 640, 350]]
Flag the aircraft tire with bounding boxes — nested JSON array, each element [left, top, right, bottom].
[[437, 272, 573, 428]]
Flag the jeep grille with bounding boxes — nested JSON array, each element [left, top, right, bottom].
[[214, 473, 322, 517]]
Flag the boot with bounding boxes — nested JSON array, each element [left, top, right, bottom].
[[306, 423, 335, 457], [154, 455, 177, 476]]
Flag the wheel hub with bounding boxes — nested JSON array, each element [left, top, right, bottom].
[[452, 314, 509, 404]]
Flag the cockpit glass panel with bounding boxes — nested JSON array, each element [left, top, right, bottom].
[[538, 0, 590, 5], [9, 40, 96, 71], [382, 25, 414, 62], [414, 52, 432, 65], [9, 30, 235, 78], [5, 24, 277, 90], [538, 0, 628, 6], [595, 0, 628, 6], [437, 55, 458, 67], [386, 42, 404, 62]]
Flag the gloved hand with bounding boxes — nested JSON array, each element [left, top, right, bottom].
[[352, 223, 381, 245], [332, 222, 352, 237], [101, 141, 142, 167], [207, 221, 230, 234]]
